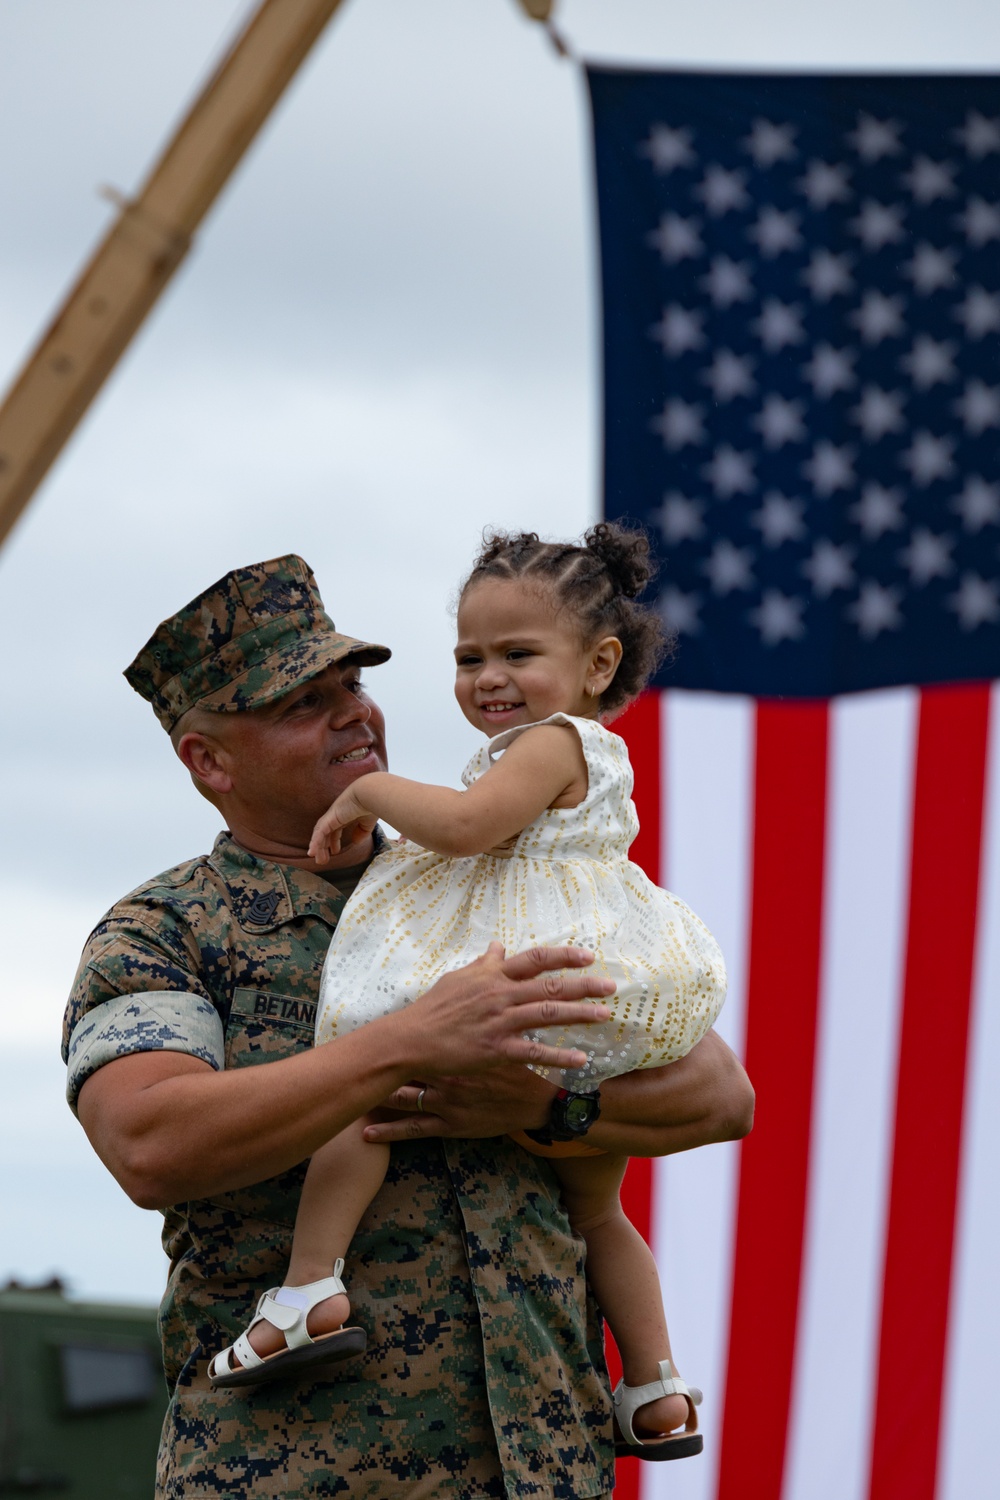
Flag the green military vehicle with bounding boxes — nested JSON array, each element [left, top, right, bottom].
[[0, 1280, 166, 1496]]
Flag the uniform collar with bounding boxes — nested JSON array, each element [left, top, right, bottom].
[[207, 827, 386, 932]]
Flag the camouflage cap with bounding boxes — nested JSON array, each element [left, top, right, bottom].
[[124, 554, 390, 732]]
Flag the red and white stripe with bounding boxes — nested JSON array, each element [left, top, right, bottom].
[[612, 685, 1000, 1500]]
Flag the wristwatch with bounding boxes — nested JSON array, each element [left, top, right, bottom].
[[525, 1087, 602, 1145]]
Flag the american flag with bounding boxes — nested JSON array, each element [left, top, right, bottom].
[[588, 68, 1000, 1500]]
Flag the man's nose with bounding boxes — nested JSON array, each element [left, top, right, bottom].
[[328, 687, 371, 726]]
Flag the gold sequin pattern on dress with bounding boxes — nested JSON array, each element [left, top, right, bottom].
[[315, 713, 727, 1088]]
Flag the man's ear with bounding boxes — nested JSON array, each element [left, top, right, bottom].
[[176, 731, 233, 798], [588, 636, 623, 697]]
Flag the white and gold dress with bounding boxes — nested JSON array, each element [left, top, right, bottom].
[[315, 713, 726, 1090]]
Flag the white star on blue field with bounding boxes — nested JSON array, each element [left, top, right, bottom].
[[592, 70, 1000, 695]]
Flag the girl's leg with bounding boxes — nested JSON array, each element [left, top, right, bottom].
[[242, 1116, 389, 1362], [553, 1153, 689, 1439]]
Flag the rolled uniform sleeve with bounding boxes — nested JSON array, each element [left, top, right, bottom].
[[63, 904, 224, 1115], [65, 990, 224, 1114]]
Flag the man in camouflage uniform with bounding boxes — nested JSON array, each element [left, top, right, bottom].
[[64, 555, 753, 1499]]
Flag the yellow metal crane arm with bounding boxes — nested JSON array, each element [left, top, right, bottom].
[[0, 0, 349, 550]]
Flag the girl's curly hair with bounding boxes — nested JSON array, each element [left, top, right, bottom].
[[461, 522, 673, 716]]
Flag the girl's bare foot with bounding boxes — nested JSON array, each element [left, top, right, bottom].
[[630, 1391, 691, 1439]]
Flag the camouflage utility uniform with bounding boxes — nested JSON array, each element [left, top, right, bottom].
[[63, 830, 615, 1499]]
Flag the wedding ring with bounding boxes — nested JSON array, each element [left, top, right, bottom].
[[416, 1088, 427, 1114]]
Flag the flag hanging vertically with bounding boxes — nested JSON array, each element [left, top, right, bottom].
[[588, 67, 1000, 1500]]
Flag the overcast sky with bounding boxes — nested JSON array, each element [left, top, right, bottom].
[[2, 0, 999, 1304]]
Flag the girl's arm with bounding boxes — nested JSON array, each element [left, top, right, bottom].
[[309, 723, 587, 863]]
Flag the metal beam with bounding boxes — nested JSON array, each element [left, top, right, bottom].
[[0, 0, 349, 549]]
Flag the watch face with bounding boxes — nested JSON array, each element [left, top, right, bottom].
[[565, 1096, 596, 1131], [542, 1088, 602, 1141]]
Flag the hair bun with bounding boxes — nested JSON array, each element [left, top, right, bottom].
[[584, 522, 655, 599]]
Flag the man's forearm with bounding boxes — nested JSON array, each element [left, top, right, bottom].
[[365, 1027, 753, 1153], [78, 1019, 426, 1210], [76, 945, 615, 1209], [590, 1030, 754, 1157]]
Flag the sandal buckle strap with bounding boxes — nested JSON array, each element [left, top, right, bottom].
[[231, 1331, 265, 1370]]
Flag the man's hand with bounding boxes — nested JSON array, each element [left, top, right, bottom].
[[389, 943, 614, 1078], [364, 1066, 556, 1143]]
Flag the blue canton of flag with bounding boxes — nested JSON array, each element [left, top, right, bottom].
[[589, 69, 1000, 695]]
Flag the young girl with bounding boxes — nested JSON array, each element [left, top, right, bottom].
[[209, 525, 727, 1458]]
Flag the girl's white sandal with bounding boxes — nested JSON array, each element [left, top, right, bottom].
[[612, 1357, 704, 1461], [208, 1258, 366, 1390]]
